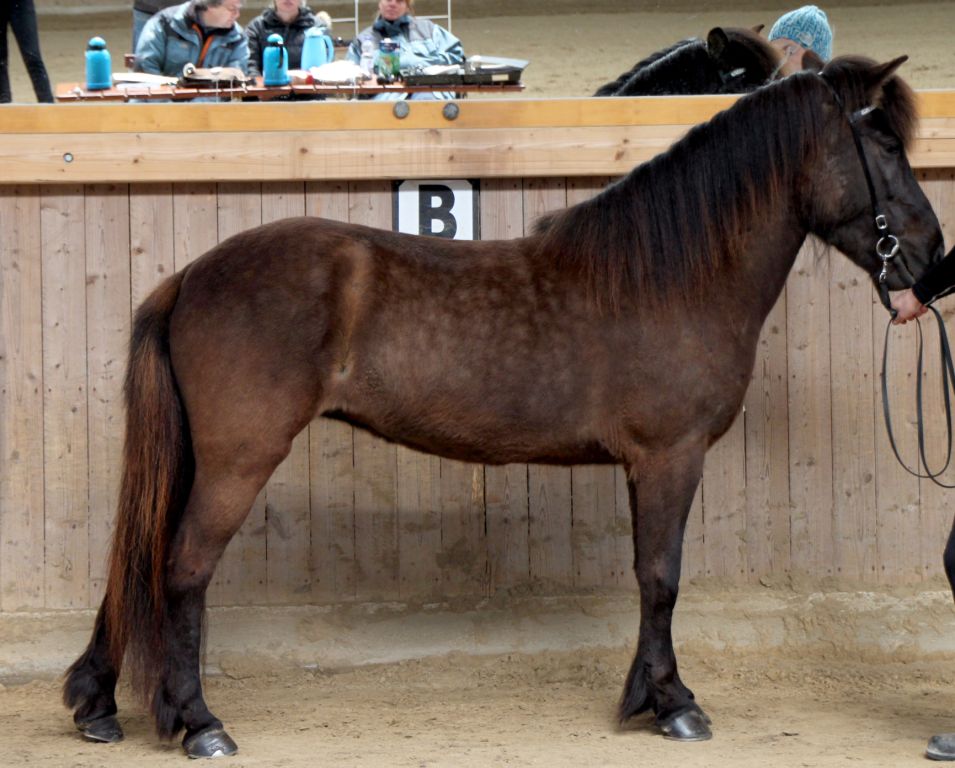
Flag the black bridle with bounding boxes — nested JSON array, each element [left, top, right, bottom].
[[826, 78, 955, 594]]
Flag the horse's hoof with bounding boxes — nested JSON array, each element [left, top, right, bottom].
[[183, 727, 238, 759], [76, 714, 124, 743], [658, 709, 712, 741], [927, 733, 955, 760]]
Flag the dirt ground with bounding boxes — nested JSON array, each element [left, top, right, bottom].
[[5, 2, 955, 765], [5, 1, 955, 100], [3, 646, 955, 766]]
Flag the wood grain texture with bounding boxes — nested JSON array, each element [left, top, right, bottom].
[[0, 187, 45, 610]]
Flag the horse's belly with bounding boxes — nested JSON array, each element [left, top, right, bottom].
[[321, 404, 616, 466]]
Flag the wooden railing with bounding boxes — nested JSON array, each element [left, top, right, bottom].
[[2, 94, 955, 613]]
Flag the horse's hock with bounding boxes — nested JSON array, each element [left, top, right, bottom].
[[2, 94, 955, 680]]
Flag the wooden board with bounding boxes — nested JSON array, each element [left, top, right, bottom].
[[787, 240, 834, 578], [0, 186, 45, 610], [84, 184, 131, 603], [743, 293, 792, 580], [828, 249, 878, 583], [40, 186, 89, 609]]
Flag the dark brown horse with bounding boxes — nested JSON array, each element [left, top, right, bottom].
[[65, 56, 943, 756], [594, 26, 789, 97]]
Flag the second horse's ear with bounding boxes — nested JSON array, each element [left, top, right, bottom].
[[751, 23, 765, 35], [706, 27, 730, 59], [802, 49, 825, 73]]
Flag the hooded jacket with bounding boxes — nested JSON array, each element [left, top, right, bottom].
[[245, 7, 323, 77]]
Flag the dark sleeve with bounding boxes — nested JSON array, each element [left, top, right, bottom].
[[246, 18, 263, 77], [913, 243, 955, 304]]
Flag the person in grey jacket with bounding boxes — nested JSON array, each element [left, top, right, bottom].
[[245, 1, 331, 77], [346, 0, 463, 100], [134, 0, 248, 77], [132, 0, 181, 51]]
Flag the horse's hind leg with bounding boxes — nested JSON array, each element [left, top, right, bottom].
[[154, 450, 288, 758], [619, 446, 710, 741], [63, 604, 124, 742]]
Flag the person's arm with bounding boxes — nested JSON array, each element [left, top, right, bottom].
[[428, 23, 464, 65], [345, 36, 362, 64], [227, 30, 250, 74], [912, 244, 955, 305], [891, 243, 955, 323], [133, 14, 166, 74], [246, 19, 263, 77]]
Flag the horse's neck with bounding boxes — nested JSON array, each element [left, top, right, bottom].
[[620, 45, 712, 95], [712, 199, 809, 330]]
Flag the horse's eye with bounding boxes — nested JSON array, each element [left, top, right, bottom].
[[882, 138, 903, 155]]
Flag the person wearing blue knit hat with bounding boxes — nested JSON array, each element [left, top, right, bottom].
[[768, 5, 833, 76]]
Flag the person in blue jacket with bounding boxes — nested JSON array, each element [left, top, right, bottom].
[[346, 0, 464, 100], [134, 0, 248, 77]]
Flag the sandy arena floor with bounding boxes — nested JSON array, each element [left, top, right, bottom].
[[4, 647, 955, 766], [4, 2, 955, 765]]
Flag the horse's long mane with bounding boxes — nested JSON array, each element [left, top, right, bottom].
[[534, 57, 917, 309], [593, 37, 696, 96]]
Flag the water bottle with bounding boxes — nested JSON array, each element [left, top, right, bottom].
[[262, 33, 289, 86], [377, 38, 400, 82], [85, 36, 112, 91], [301, 26, 335, 70], [359, 37, 375, 79]]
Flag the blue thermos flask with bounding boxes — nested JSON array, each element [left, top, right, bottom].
[[262, 33, 289, 86], [85, 36, 112, 90], [301, 26, 335, 70]]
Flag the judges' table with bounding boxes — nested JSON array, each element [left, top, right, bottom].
[[55, 80, 525, 102]]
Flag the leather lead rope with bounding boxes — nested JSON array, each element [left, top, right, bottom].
[[881, 306, 955, 487]]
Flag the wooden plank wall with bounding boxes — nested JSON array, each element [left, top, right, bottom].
[[2, 173, 955, 613]]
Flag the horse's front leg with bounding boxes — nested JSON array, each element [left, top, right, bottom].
[[619, 446, 710, 741]]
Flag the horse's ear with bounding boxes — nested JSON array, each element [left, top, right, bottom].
[[751, 23, 765, 35], [867, 55, 908, 89], [802, 49, 825, 73], [706, 27, 730, 59]]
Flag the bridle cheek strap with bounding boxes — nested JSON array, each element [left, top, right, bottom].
[[823, 83, 916, 314]]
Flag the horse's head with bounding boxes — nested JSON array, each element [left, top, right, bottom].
[[803, 56, 943, 290], [705, 27, 782, 92]]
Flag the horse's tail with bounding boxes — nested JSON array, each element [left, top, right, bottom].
[[105, 269, 192, 703]]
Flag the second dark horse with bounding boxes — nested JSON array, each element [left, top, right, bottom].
[[594, 26, 804, 97]]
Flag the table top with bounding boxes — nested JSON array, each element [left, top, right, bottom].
[[55, 79, 525, 103]]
